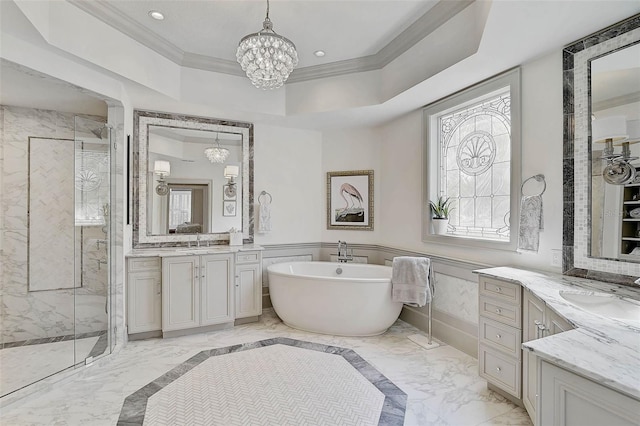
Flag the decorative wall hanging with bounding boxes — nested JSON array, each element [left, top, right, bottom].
[[327, 170, 374, 230]]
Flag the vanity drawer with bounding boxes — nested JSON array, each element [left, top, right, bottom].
[[479, 344, 521, 398], [236, 252, 260, 264], [479, 277, 521, 304], [479, 317, 521, 359], [479, 296, 521, 328], [128, 257, 160, 272]]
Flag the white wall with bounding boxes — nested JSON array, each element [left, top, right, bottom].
[[378, 51, 564, 272], [253, 124, 324, 245], [321, 127, 382, 244]]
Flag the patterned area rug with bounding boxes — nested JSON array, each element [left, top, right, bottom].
[[117, 338, 406, 425]]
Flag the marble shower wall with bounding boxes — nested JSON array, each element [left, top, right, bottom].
[[0, 105, 108, 344]]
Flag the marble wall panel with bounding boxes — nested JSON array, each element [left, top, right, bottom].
[[1, 106, 109, 343]]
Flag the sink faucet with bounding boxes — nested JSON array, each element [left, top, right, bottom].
[[337, 240, 353, 263], [196, 233, 201, 248]]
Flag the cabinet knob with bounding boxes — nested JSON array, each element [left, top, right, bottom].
[[496, 287, 502, 293], [496, 367, 501, 372], [201, 274, 205, 279], [496, 334, 501, 339], [496, 308, 502, 314]]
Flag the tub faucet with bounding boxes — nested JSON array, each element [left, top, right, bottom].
[[337, 240, 353, 263]]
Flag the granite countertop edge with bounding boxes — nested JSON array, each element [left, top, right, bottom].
[[476, 266, 640, 400]]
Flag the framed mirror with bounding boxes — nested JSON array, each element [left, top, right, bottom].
[[132, 110, 253, 247], [563, 14, 640, 283]]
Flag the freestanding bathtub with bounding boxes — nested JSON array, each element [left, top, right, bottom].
[[267, 261, 403, 336]]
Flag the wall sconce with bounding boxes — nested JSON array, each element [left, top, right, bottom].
[[593, 116, 635, 185], [153, 160, 171, 195], [224, 165, 239, 184], [223, 165, 239, 198]]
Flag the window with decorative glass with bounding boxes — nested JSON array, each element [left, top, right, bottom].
[[423, 69, 521, 250]]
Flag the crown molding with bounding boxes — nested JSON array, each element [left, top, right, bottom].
[[182, 53, 245, 77], [68, 0, 185, 64], [68, 0, 475, 83], [592, 91, 640, 113], [375, 0, 474, 68]]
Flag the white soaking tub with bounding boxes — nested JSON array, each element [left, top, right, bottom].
[[267, 261, 403, 336]]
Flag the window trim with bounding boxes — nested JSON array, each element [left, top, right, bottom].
[[422, 68, 522, 251]]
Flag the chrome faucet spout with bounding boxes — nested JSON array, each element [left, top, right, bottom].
[[337, 240, 353, 263]]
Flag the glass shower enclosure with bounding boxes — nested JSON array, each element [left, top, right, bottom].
[[0, 115, 113, 398]]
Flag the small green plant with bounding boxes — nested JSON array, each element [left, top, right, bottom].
[[430, 196, 454, 219]]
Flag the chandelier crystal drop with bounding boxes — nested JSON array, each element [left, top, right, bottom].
[[236, 0, 298, 90], [204, 134, 230, 164]]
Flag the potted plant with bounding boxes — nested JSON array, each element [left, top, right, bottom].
[[430, 196, 454, 235]]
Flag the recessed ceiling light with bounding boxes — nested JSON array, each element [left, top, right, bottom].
[[314, 50, 326, 57], [148, 10, 165, 21]]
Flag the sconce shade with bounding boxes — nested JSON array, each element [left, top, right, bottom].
[[153, 160, 171, 177], [224, 165, 240, 178], [593, 116, 628, 143]]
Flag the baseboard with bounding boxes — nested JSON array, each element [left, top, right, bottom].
[[234, 316, 260, 325], [400, 307, 478, 358], [127, 330, 162, 341], [162, 322, 234, 339]]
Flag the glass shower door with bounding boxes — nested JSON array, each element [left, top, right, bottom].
[[73, 116, 112, 365]]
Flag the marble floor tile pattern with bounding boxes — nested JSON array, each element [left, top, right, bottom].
[[141, 343, 387, 426], [0, 336, 100, 397], [0, 310, 531, 425]]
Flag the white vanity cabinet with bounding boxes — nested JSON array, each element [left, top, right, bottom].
[[127, 257, 162, 334], [538, 360, 640, 426], [162, 253, 234, 333], [522, 290, 573, 422], [478, 276, 522, 399], [234, 251, 262, 319]]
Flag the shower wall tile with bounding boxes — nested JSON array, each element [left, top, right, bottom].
[[0, 106, 108, 344]]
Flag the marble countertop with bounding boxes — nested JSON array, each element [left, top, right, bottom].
[[475, 267, 640, 400], [127, 244, 263, 258]]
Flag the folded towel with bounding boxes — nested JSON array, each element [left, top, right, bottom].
[[392, 256, 433, 307], [258, 202, 272, 233], [518, 195, 543, 252]]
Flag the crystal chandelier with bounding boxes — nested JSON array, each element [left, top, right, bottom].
[[236, 0, 298, 90], [204, 133, 230, 163]]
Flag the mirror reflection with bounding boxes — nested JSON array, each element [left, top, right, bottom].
[[133, 110, 253, 247], [147, 126, 243, 235], [590, 43, 640, 261]]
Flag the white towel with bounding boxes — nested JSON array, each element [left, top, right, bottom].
[[391, 257, 433, 307], [258, 202, 272, 233], [518, 195, 543, 252]]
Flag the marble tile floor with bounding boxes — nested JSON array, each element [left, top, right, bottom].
[[0, 310, 531, 425], [1, 336, 100, 397]]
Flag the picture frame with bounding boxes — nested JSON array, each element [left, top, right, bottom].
[[223, 200, 236, 217], [223, 183, 237, 200], [327, 170, 374, 230]]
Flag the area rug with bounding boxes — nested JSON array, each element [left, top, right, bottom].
[[117, 337, 406, 425]]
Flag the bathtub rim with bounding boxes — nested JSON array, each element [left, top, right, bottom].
[[267, 261, 391, 283]]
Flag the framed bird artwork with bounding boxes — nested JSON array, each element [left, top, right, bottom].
[[327, 170, 374, 230]]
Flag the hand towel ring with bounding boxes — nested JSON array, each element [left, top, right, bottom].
[[521, 174, 546, 196], [259, 190, 272, 205]]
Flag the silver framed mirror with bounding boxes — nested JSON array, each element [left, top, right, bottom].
[[132, 110, 253, 247], [563, 14, 640, 284]]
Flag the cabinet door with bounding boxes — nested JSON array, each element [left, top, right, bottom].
[[162, 256, 200, 331], [200, 254, 234, 326], [236, 263, 262, 318], [546, 308, 573, 336], [523, 290, 545, 420], [127, 271, 161, 333], [538, 360, 640, 426]]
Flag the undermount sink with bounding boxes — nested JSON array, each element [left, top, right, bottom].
[[559, 291, 640, 322]]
